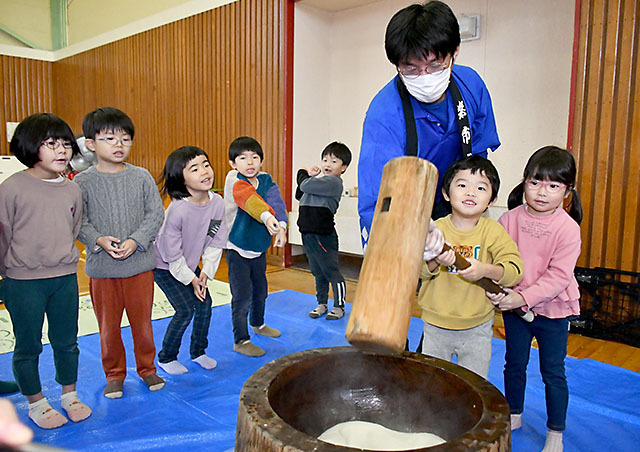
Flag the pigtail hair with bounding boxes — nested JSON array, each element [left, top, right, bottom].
[[566, 187, 583, 225], [507, 182, 526, 210]]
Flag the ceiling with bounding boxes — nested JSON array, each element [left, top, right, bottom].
[[296, 0, 384, 12]]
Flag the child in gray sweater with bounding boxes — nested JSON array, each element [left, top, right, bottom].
[[75, 107, 165, 399]]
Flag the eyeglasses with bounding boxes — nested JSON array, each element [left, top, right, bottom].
[[41, 139, 73, 150], [397, 58, 452, 79], [524, 179, 567, 193], [96, 137, 133, 147]]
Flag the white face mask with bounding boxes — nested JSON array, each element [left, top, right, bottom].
[[400, 68, 451, 104]]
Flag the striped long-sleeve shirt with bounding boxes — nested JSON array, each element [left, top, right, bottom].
[[224, 170, 287, 257]]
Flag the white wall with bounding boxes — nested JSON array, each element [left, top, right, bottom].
[[291, 0, 575, 255], [484, 0, 575, 201]]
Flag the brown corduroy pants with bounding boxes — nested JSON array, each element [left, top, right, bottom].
[[89, 271, 157, 382]]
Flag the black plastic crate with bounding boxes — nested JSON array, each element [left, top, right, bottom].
[[571, 266, 640, 347]]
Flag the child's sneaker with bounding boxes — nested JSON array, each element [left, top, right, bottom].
[[326, 306, 344, 320], [309, 304, 328, 318], [252, 324, 281, 337], [142, 374, 165, 391], [233, 340, 265, 357]]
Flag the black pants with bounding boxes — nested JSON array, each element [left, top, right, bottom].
[[302, 232, 346, 308]]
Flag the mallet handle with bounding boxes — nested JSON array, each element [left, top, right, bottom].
[[439, 243, 533, 321]]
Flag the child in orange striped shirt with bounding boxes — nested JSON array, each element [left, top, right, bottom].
[[223, 137, 287, 357]]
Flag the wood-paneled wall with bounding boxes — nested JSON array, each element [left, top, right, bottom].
[[0, 56, 54, 156], [54, 0, 286, 187], [569, 0, 639, 272], [1, 0, 291, 264]]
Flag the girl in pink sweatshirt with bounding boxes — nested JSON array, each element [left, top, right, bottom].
[[487, 146, 583, 452]]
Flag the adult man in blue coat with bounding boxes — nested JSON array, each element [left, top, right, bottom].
[[358, 1, 500, 248]]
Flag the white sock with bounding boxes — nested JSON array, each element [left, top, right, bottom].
[[541, 430, 563, 452], [158, 360, 188, 375], [192, 355, 217, 370], [60, 391, 92, 422], [28, 397, 68, 429], [511, 413, 522, 430]]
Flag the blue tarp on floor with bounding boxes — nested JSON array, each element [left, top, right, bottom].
[[1, 289, 639, 451]]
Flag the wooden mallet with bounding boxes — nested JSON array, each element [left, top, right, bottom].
[[346, 156, 438, 355]]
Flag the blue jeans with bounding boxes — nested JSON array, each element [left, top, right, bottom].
[[226, 249, 268, 344], [503, 312, 569, 431]]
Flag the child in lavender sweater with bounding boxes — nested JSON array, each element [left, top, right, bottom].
[[154, 146, 228, 374]]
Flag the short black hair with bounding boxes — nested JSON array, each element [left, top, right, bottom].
[[10, 113, 80, 168], [385, 1, 460, 66], [321, 141, 352, 167], [159, 146, 211, 199], [82, 107, 135, 140], [441, 155, 500, 203], [228, 136, 263, 162]]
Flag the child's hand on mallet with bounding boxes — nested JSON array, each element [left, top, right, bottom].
[[423, 219, 445, 261], [486, 288, 526, 311], [434, 247, 456, 267]]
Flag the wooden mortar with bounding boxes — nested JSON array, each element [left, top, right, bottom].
[[236, 347, 511, 451]]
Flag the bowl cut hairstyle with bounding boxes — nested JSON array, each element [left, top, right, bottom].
[[321, 142, 352, 167], [441, 155, 500, 204], [159, 146, 211, 199], [82, 107, 135, 140], [10, 113, 80, 168], [228, 136, 264, 162], [385, 1, 461, 66]]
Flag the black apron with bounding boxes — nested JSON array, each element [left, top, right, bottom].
[[396, 76, 472, 219]]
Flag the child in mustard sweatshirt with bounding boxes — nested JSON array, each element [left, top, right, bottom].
[[418, 156, 523, 379]]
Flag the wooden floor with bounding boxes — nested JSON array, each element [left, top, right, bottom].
[[71, 251, 638, 373]]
